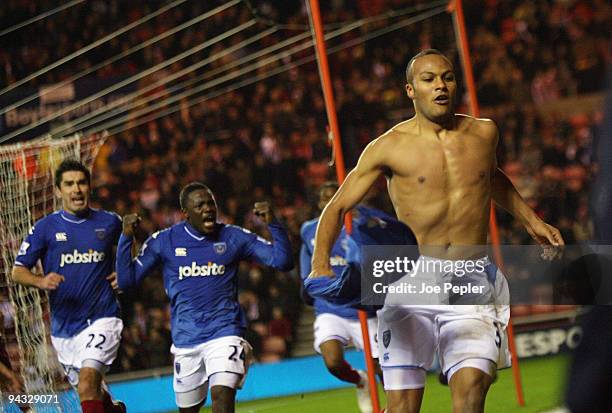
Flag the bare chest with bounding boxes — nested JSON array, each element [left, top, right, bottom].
[[386, 133, 495, 191]]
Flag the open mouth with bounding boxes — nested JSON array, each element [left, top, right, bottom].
[[203, 215, 216, 229], [72, 196, 85, 207], [434, 95, 449, 105]]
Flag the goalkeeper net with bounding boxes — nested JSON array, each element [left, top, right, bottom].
[[0, 133, 106, 412]]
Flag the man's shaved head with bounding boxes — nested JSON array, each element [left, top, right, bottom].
[[406, 49, 453, 84]]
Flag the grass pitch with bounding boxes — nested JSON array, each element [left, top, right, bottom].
[[193, 355, 569, 413]]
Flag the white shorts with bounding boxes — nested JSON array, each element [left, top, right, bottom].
[[379, 256, 511, 390], [51, 317, 123, 385], [172, 336, 252, 396], [314, 313, 379, 358]]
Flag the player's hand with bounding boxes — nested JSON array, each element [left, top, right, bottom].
[[122, 213, 141, 237], [106, 272, 121, 292], [253, 202, 274, 224], [525, 218, 565, 260], [37, 272, 64, 290]]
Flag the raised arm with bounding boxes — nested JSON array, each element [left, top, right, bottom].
[[116, 214, 161, 290], [242, 202, 294, 271], [311, 137, 387, 277]]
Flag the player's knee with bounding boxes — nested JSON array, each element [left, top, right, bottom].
[[210, 385, 236, 412]]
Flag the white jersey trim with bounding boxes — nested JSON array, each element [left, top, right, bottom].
[[184, 226, 205, 241]]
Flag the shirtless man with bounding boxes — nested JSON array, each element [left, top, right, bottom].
[[310, 49, 564, 413]]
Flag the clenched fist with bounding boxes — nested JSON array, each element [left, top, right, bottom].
[[253, 202, 274, 224], [122, 213, 141, 237]]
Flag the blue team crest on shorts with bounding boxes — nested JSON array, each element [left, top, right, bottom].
[[175, 362, 181, 374], [214, 242, 227, 254], [383, 329, 391, 348], [95, 228, 106, 240]]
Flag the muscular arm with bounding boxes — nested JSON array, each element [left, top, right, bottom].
[[491, 167, 538, 226], [311, 138, 387, 276], [11, 266, 44, 288]]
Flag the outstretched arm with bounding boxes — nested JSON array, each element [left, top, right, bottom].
[[311, 137, 387, 277]]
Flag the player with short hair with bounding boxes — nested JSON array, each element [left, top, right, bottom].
[[117, 182, 293, 413], [310, 49, 563, 413], [300, 182, 379, 413], [12, 159, 125, 413]]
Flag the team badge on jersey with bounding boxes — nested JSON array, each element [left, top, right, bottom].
[[214, 242, 227, 255], [55, 232, 67, 241], [383, 329, 391, 348], [95, 228, 106, 240]]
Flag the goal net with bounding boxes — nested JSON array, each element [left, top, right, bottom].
[[0, 133, 106, 412]]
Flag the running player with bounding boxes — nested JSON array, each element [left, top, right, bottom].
[[117, 182, 293, 413], [310, 50, 563, 413], [12, 159, 125, 413], [300, 182, 378, 413]]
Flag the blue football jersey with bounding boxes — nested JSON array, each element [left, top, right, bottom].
[[117, 220, 293, 348], [300, 216, 365, 320], [300, 205, 416, 316], [14, 209, 122, 338]]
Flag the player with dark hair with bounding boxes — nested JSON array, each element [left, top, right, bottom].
[[300, 182, 378, 413], [11, 159, 125, 413], [117, 182, 293, 413], [310, 49, 563, 413]]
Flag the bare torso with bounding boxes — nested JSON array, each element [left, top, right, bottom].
[[379, 114, 497, 258]]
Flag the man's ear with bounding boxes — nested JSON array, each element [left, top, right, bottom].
[[54, 185, 62, 199], [406, 83, 415, 100]]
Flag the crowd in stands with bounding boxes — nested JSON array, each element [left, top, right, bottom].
[[0, 0, 609, 373]]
